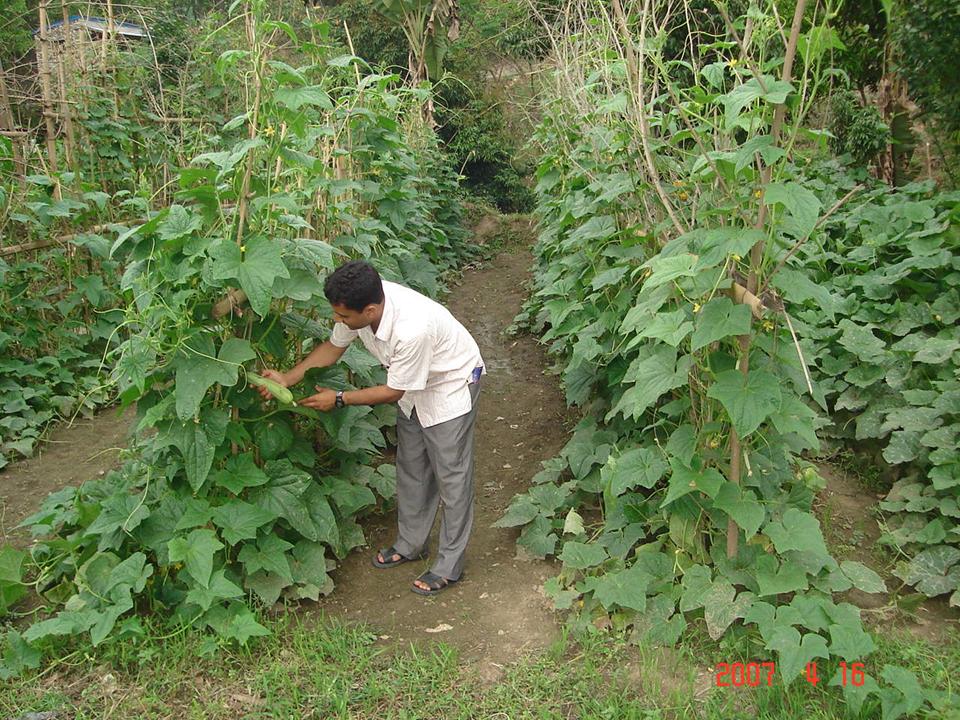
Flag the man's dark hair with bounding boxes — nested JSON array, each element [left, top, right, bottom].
[[324, 260, 385, 311]]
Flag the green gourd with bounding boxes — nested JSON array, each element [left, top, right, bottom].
[[247, 372, 296, 405]]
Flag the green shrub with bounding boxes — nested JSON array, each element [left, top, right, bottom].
[[829, 90, 890, 169]]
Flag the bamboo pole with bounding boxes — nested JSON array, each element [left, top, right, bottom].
[[57, 8, 77, 172], [235, 7, 262, 247], [726, 0, 808, 561], [37, 0, 61, 196], [0, 224, 117, 257], [101, 0, 114, 66]]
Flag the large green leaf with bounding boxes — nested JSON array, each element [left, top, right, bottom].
[[211, 452, 269, 495], [840, 561, 886, 594], [303, 486, 340, 547], [223, 606, 271, 645], [608, 347, 693, 421], [600, 447, 668, 496], [251, 460, 317, 541], [828, 622, 876, 660], [211, 500, 277, 546], [765, 627, 829, 684], [642, 254, 698, 289], [707, 369, 782, 437], [837, 320, 887, 363], [895, 545, 960, 596], [703, 584, 754, 640], [275, 85, 333, 111], [168, 529, 223, 589], [209, 236, 290, 317], [637, 310, 693, 347], [238, 535, 294, 582], [158, 204, 203, 241], [584, 563, 651, 612], [290, 540, 332, 593], [0, 546, 27, 613], [765, 509, 831, 573], [764, 182, 822, 238], [662, 459, 724, 506], [691, 298, 751, 351], [518, 515, 558, 558], [756, 556, 809, 597], [559, 541, 609, 570], [771, 396, 821, 452], [157, 408, 230, 492], [712, 482, 765, 539], [495, 493, 542, 528], [253, 418, 294, 461], [185, 570, 244, 611], [321, 477, 376, 517]]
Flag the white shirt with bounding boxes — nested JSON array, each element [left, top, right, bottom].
[[329, 280, 485, 428]]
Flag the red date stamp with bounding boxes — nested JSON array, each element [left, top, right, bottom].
[[715, 661, 867, 687]]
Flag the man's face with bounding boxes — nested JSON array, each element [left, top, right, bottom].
[[331, 303, 376, 330]]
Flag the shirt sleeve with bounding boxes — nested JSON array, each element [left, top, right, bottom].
[[329, 322, 359, 348], [386, 332, 433, 391]]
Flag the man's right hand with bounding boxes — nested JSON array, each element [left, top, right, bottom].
[[254, 369, 289, 401]]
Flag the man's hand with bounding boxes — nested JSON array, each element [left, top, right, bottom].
[[300, 386, 338, 412], [253, 369, 289, 402]]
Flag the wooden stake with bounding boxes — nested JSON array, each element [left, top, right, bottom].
[[726, 0, 808, 561], [235, 7, 262, 247], [56, 11, 77, 172], [37, 0, 61, 195]]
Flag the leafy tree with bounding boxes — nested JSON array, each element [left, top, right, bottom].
[[892, 0, 960, 138], [0, 0, 34, 66]]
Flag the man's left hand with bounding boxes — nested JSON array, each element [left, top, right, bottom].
[[300, 386, 338, 412]]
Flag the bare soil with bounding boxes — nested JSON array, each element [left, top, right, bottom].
[[817, 461, 960, 641], [0, 406, 133, 546], [317, 220, 575, 675]]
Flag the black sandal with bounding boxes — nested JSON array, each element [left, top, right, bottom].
[[371, 546, 427, 569], [411, 570, 460, 596]]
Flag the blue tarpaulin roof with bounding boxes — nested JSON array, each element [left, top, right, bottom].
[[33, 15, 146, 38]]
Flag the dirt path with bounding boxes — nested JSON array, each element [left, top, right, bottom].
[[318, 218, 573, 676], [0, 407, 133, 546]]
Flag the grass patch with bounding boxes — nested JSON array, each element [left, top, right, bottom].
[[3, 612, 958, 718]]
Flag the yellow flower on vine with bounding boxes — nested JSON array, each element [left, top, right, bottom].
[[728, 58, 739, 68], [263, 125, 276, 138], [693, 303, 701, 313], [754, 189, 763, 199]]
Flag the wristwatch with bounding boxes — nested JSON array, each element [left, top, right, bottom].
[[335, 390, 345, 409]]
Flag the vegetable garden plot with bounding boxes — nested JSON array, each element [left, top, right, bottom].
[[0, 3, 471, 677], [495, 0, 959, 716]]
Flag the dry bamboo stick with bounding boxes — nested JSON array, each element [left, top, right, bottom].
[[37, 0, 61, 195], [0, 223, 120, 257], [56, 48, 77, 172], [212, 288, 249, 319], [60, 5, 78, 172]]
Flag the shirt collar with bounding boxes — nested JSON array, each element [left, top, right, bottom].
[[374, 282, 394, 342]]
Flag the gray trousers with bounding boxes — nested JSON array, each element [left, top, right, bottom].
[[392, 381, 480, 581]]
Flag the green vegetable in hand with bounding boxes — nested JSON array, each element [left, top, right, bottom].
[[247, 372, 296, 405]]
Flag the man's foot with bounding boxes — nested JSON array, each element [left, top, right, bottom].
[[412, 570, 460, 596], [371, 546, 426, 569]]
